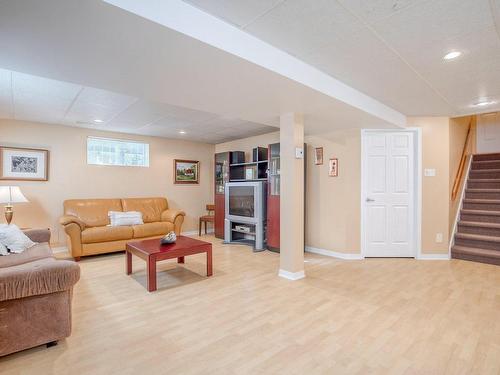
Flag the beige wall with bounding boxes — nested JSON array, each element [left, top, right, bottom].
[[0, 120, 214, 245], [217, 117, 458, 256], [216, 128, 362, 254], [406, 117, 451, 253], [448, 115, 474, 236]]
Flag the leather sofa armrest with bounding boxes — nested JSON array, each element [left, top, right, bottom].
[[23, 228, 51, 244], [59, 215, 86, 231], [161, 209, 185, 223], [161, 209, 185, 235]]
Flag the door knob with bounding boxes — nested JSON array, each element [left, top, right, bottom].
[[366, 198, 375, 202]]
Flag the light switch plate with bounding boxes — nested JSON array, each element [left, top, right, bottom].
[[295, 147, 304, 159], [424, 168, 436, 177], [435, 233, 443, 243]]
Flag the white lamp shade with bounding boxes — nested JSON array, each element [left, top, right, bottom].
[[0, 186, 29, 204]]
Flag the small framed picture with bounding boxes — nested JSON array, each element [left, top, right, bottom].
[[0, 146, 49, 181], [174, 159, 199, 184], [328, 158, 338, 177], [314, 147, 323, 165]]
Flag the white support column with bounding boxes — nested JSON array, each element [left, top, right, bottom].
[[279, 113, 305, 280]]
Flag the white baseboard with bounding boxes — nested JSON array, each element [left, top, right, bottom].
[[417, 253, 450, 260], [305, 246, 364, 260], [278, 269, 305, 280], [51, 246, 68, 254], [182, 229, 214, 236]]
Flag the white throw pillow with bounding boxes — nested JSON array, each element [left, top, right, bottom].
[[0, 224, 36, 254], [108, 211, 144, 226], [0, 241, 9, 256]]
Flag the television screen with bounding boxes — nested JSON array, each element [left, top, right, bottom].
[[228, 185, 254, 217]]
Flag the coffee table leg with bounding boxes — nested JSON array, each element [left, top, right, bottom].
[[147, 256, 157, 292], [126, 250, 132, 275], [207, 247, 213, 277], [178, 256, 185, 264]]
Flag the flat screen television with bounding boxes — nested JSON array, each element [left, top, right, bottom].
[[225, 181, 266, 223]]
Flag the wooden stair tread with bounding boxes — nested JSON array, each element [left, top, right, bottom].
[[458, 221, 500, 229], [455, 232, 500, 242], [470, 168, 500, 173], [452, 246, 500, 258], [461, 209, 500, 216], [467, 178, 500, 182], [463, 198, 500, 203], [466, 189, 500, 193], [473, 159, 500, 163]]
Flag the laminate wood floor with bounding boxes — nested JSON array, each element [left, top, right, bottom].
[[1, 235, 500, 374]]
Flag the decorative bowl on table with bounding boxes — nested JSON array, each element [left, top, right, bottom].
[[160, 231, 177, 245]]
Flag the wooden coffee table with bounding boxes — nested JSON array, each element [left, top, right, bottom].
[[126, 236, 212, 292]]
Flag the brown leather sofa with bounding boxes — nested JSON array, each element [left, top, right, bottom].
[[60, 197, 185, 261], [0, 229, 80, 357]]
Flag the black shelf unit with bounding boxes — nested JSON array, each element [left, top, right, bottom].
[[229, 148, 268, 182]]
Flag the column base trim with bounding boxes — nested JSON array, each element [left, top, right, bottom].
[[278, 269, 305, 280]]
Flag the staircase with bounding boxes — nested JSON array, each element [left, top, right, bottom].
[[452, 153, 500, 266]]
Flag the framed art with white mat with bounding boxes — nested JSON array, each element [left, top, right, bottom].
[[0, 146, 49, 181]]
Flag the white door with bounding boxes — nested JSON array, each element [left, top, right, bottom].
[[477, 113, 500, 154], [362, 131, 415, 257]]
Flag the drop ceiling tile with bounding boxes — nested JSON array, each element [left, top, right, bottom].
[[160, 103, 218, 124], [0, 69, 12, 119], [12, 71, 81, 121], [106, 100, 166, 129], [183, 0, 284, 27], [304, 27, 454, 115], [245, 0, 364, 57], [64, 87, 137, 124], [337, 0, 430, 24], [372, 0, 494, 52]]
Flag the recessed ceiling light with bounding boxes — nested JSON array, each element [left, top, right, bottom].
[[179, 130, 186, 134], [93, 119, 104, 123], [473, 100, 495, 107], [443, 51, 462, 60]]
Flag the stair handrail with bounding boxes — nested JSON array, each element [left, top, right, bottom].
[[451, 118, 473, 201]]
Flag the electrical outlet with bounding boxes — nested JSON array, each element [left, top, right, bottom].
[[435, 233, 443, 243]]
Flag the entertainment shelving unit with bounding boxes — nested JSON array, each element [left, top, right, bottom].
[[214, 143, 302, 253]]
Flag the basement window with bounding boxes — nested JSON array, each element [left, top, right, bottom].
[[87, 137, 150, 167]]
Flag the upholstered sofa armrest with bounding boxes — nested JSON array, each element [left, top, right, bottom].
[[23, 228, 51, 244], [0, 258, 80, 302], [59, 215, 86, 231], [161, 209, 185, 223]]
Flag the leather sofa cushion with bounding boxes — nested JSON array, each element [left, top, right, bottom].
[[132, 222, 173, 238], [81, 226, 133, 244], [64, 199, 123, 227], [122, 198, 168, 223]]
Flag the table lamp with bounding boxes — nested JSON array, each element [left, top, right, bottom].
[[0, 186, 29, 225]]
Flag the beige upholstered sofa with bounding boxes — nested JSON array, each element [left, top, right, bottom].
[[60, 198, 185, 261], [0, 229, 80, 357]]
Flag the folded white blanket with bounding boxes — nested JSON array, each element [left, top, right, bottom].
[[0, 224, 36, 254], [108, 211, 144, 226]]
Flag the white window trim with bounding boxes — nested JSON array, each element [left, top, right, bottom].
[[86, 136, 150, 167]]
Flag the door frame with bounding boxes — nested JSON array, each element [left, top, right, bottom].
[[360, 128, 422, 259]]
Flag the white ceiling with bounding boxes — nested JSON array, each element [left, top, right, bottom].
[[0, 69, 275, 143], [0, 0, 405, 141], [184, 0, 500, 116]]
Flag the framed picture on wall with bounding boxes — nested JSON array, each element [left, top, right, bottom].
[[0, 146, 49, 181], [174, 159, 200, 184], [314, 147, 324, 165], [328, 158, 338, 177]]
